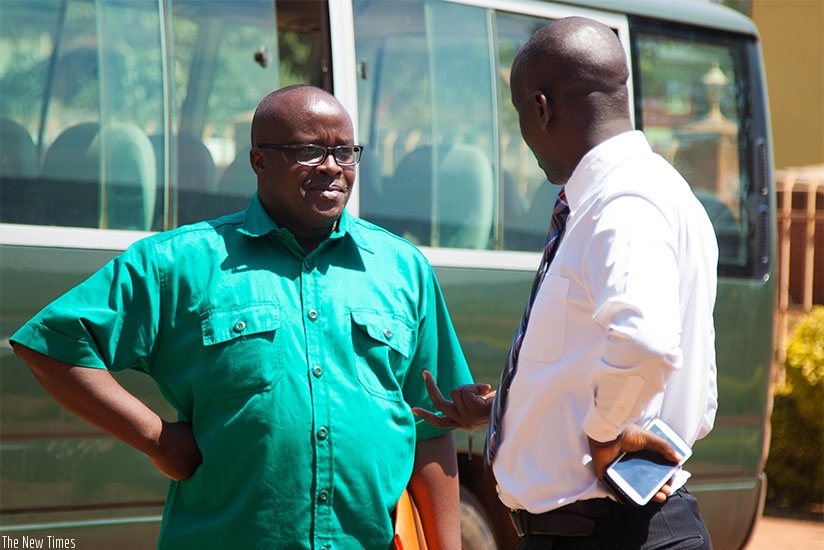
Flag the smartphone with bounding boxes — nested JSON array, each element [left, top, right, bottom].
[[604, 418, 692, 506]]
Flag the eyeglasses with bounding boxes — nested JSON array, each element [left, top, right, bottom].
[[254, 144, 363, 166]]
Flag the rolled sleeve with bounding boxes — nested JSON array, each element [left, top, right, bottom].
[[10, 240, 160, 374], [12, 321, 109, 370]]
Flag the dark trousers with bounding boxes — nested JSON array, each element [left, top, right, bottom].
[[516, 488, 712, 550]]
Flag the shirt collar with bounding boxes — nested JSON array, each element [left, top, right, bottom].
[[238, 193, 279, 237], [564, 130, 650, 210], [238, 192, 371, 252]]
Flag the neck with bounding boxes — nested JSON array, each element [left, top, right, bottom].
[[295, 219, 339, 253]]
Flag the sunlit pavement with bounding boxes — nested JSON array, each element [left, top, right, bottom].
[[744, 514, 824, 549]]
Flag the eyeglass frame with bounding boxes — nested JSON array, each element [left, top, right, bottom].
[[254, 143, 364, 166]]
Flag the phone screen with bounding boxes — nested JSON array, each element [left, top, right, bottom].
[[608, 449, 679, 499], [605, 420, 691, 505]]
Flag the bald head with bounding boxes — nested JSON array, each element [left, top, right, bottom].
[[251, 85, 351, 147], [508, 17, 634, 184], [511, 17, 630, 119]]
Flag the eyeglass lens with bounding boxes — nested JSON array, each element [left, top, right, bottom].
[[296, 145, 360, 166]]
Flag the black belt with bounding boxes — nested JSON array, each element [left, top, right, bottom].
[[510, 498, 618, 537]]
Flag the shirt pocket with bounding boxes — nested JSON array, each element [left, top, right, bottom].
[[520, 275, 570, 364], [350, 309, 413, 402], [201, 302, 283, 397]]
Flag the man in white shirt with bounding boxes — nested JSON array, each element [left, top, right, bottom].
[[414, 16, 717, 549]]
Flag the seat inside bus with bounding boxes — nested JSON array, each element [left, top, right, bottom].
[[376, 143, 494, 249], [0, 118, 39, 224], [218, 145, 256, 198], [0, 118, 37, 179], [149, 134, 220, 229], [39, 122, 156, 230]]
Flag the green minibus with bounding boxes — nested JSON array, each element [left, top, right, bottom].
[[0, 1, 774, 548]]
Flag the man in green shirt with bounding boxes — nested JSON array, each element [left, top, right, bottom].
[[11, 85, 472, 549]]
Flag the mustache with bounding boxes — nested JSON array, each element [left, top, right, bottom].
[[304, 174, 348, 191]]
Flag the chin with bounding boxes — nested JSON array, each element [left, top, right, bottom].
[[544, 172, 567, 186], [539, 163, 567, 186], [310, 204, 346, 223]]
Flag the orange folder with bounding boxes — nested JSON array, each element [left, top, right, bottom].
[[393, 488, 429, 550]]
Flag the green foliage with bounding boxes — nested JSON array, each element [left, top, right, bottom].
[[765, 306, 824, 510]]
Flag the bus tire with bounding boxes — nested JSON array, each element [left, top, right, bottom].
[[460, 486, 497, 550]]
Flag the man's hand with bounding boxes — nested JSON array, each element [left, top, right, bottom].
[[588, 424, 682, 503], [149, 420, 203, 481], [411, 370, 494, 431]]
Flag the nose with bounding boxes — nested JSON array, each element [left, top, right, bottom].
[[316, 149, 344, 173]]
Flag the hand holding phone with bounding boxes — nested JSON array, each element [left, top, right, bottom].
[[604, 419, 692, 506]]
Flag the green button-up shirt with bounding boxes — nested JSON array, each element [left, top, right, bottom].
[[11, 195, 473, 549]]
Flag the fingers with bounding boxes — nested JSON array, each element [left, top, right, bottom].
[[616, 425, 681, 463], [424, 370, 490, 399], [452, 389, 476, 416], [651, 481, 673, 503], [639, 430, 682, 463], [417, 371, 461, 425], [451, 383, 492, 401], [590, 425, 682, 482], [422, 370, 452, 412], [452, 387, 493, 429], [411, 407, 460, 429], [422, 370, 490, 417], [416, 371, 494, 430], [451, 385, 491, 413]]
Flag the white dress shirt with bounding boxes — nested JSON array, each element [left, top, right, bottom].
[[493, 130, 719, 513]]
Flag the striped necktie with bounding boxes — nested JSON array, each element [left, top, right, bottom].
[[484, 187, 570, 467]]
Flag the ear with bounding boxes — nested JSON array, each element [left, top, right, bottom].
[[534, 91, 552, 130], [249, 147, 266, 177]]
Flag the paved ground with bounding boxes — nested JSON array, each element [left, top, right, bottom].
[[744, 514, 824, 549]]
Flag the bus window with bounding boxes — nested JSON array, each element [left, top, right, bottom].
[[355, 0, 556, 252], [166, 0, 330, 229], [0, 0, 329, 232], [632, 25, 752, 274], [356, 0, 497, 249], [494, 11, 554, 251], [1, 0, 165, 230]]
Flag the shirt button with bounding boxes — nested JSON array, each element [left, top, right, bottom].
[[317, 490, 329, 503], [304, 257, 313, 270], [383, 328, 393, 339], [233, 320, 246, 333], [312, 365, 323, 378], [308, 309, 319, 321], [317, 426, 328, 440]]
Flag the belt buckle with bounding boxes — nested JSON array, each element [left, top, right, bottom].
[[509, 510, 525, 537]]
